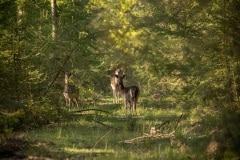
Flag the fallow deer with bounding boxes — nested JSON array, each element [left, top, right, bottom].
[[115, 74, 139, 115], [110, 68, 122, 103], [63, 72, 79, 110]]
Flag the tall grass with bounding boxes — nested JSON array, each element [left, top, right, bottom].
[[20, 97, 236, 159]]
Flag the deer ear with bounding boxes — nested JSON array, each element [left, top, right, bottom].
[[65, 72, 72, 77]]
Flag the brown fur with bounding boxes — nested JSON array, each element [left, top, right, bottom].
[[110, 68, 122, 103], [63, 72, 79, 110], [116, 75, 139, 115]]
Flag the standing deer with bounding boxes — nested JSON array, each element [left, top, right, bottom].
[[110, 68, 122, 103], [63, 72, 79, 110], [115, 74, 139, 115]]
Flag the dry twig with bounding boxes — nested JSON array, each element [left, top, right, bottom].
[[74, 109, 110, 114], [93, 120, 120, 130], [121, 131, 175, 144], [93, 129, 113, 149]]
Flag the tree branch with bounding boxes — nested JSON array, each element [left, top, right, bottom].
[[93, 119, 120, 130], [74, 109, 111, 114], [43, 55, 70, 96]]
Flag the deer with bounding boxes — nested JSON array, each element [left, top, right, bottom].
[[110, 68, 122, 103], [63, 72, 79, 110], [115, 74, 139, 115]]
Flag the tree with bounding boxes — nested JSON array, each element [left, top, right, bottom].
[[51, 0, 57, 40]]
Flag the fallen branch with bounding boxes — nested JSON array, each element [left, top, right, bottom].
[[44, 55, 70, 96], [121, 131, 175, 144], [93, 129, 113, 149], [93, 120, 120, 130], [174, 113, 183, 129], [74, 109, 111, 114], [155, 120, 170, 129], [184, 124, 202, 135], [90, 129, 113, 158]]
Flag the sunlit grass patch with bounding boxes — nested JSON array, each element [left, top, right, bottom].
[[64, 147, 114, 154], [138, 106, 183, 121]]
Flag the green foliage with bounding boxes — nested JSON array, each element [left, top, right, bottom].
[[0, 101, 59, 134], [220, 106, 240, 156], [0, 110, 24, 134], [1, 0, 240, 159], [24, 100, 59, 128]]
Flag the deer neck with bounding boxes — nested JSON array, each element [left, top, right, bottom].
[[65, 76, 69, 87], [119, 82, 125, 91]]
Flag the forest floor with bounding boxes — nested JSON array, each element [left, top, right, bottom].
[[0, 96, 220, 159]]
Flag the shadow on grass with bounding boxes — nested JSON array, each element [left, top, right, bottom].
[[24, 140, 114, 159], [0, 137, 27, 159], [4, 96, 225, 160]]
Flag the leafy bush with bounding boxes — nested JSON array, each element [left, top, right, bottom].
[[0, 101, 59, 134], [0, 109, 25, 134], [23, 101, 59, 128]]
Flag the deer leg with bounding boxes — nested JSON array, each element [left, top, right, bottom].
[[68, 98, 71, 110], [73, 98, 79, 108], [116, 91, 118, 103], [76, 98, 79, 107], [115, 91, 118, 104], [133, 101, 137, 115], [124, 99, 128, 115], [130, 102, 133, 116], [113, 90, 116, 103], [117, 91, 120, 103], [66, 98, 71, 110], [65, 98, 68, 107]]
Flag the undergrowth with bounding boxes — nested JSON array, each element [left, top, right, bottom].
[[0, 96, 240, 159]]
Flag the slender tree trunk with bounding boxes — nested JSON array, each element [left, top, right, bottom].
[[51, 0, 57, 40], [13, 2, 24, 102]]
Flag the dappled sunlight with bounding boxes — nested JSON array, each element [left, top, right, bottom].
[[1, 0, 240, 158], [6, 95, 227, 159], [1, 91, 226, 159], [64, 147, 114, 154]]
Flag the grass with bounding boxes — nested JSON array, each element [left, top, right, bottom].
[[7, 96, 231, 159]]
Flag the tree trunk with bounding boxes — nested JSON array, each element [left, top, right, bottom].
[[51, 0, 57, 40], [14, 1, 24, 102]]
